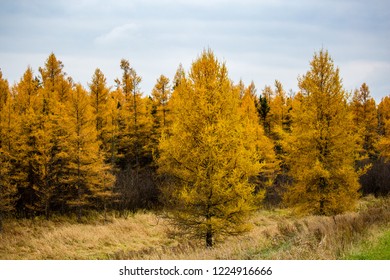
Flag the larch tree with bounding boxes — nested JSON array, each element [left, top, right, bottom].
[[13, 67, 40, 113], [38, 53, 71, 111], [0, 72, 17, 231], [18, 108, 56, 219], [157, 50, 266, 247], [0, 70, 12, 149], [350, 83, 378, 159], [151, 75, 171, 130], [62, 84, 114, 219], [283, 49, 360, 215], [11, 66, 60, 218], [34, 54, 71, 216], [89, 68, 111, 153], [239, 83, 278, 194], [150, 75, 171, 152], [378, 96, 390, 137], [113, 60, 156, 211], [115, 59, 152, 168], [0, 148, 16, 232], [269, 80, 291, 133], [378, 96, 390, 158]]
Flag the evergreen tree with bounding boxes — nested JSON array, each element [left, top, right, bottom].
[[259, 86, 273, 134], [283, 50, 360, 215]]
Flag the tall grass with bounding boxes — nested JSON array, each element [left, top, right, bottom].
[[0, 212, 171, 259], [0, 196, 389, 260]]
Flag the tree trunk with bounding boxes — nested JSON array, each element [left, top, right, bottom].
[[206, 223, 213, 247], [0, 214, 3, 233], [319, 177, 326, 215]]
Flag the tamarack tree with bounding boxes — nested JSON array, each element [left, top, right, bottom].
[[283, 50, 360, 215], [157, 50, 273, 247]]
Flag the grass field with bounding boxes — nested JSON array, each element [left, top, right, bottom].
[[344, 228, 390, 260], [1, 196, 389, 260]]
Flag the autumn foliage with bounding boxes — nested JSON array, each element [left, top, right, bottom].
[[0, 49, 389, 246]]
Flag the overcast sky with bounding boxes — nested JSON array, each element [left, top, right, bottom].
[[0, 0, 389, 101]]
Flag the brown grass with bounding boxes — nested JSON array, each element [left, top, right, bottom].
[[1, 196, 389, 260], [0, 212, 172, 259]]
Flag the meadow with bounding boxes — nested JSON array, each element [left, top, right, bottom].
[[1, 196, 389, 260]]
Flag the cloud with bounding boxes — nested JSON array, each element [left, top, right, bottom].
[[94, 23, 138, 45], [340, 60, 390, 101], [0, 0, 389, 100]]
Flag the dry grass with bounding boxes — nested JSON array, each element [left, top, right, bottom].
[[1, 196, 389, 260], [0, 212, 172, 259]]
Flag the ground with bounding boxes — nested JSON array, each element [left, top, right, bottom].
[[0, 196, 389, 260]]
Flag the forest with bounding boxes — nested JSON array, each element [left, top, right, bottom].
[[0, 49, 390, 250]]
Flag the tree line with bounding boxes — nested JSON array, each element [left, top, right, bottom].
[[1, 49, 390, 245]]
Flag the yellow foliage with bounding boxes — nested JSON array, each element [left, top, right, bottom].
[[283, 50, 360, 215], [350, 83, 378, 158], [158, 50, 273, 247]]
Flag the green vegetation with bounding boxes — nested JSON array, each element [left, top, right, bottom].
[[344, 228, 390, 260]]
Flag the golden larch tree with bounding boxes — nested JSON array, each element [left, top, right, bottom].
[[239, 83, 278, 194], [150, 75, 171, 154], [115, 59, 153, 167], [283, 50, 360, 215], [158, 50, 267, 247], [0, 72, 17, 231], [89, 68, 111, 154], [11, 66, 62, 219], [350, 83, 378, 159], [61, 84, 114, 218], [378, 96, 390, 158]]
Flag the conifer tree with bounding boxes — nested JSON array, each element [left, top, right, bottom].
[[115, 59, 152, 167], [259, 86, 273, 134], [351, 83, 378, 158], [10, 66, 59, 218], [172, 64, 185, 90], [283, 50, 360, 215], [150, 75, 171, 151], [269, 80, 291, 132], [62, 84, 114, 218], [39, 53, 71, 110], [378, 96, 390, 158], [158, 50, 267, 247], [18, 108, 56, 219], [13, 67, 40, 113], [239, 84, 278, 192], [151, 75, 171, 129], [0, 149, 16, 232], [0, 72, 17, 231], [378, 96, 390, 136], [89, 68, 110, 152]]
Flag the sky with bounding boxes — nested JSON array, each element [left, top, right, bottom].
[[0, 0, 389, 101]]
